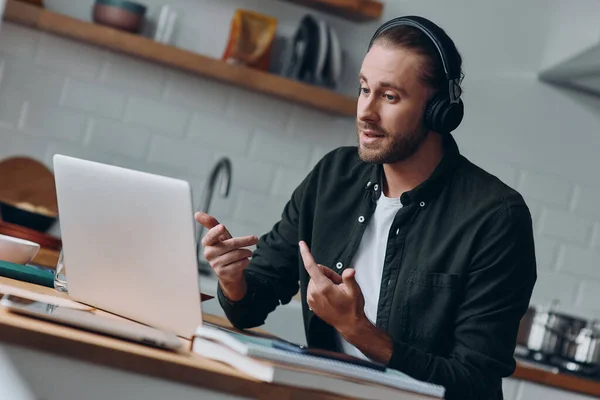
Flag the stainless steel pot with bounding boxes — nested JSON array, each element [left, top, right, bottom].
[[517, 302, 588, 357], [562, 320, 600, 365]]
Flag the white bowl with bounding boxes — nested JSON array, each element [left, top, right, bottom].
[[0, 234, 40, 265]]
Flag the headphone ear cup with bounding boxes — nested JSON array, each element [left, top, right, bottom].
[[424, 94, 464, 134]]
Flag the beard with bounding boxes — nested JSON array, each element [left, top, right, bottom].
[[356, 120, 429, 164]]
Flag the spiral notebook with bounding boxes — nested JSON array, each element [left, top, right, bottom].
[[192, 325, 445, 399]]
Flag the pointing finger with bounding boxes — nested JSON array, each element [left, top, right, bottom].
[[195, 212, 219, 229], [299, 241, 328, 286], [202, 224, 233, 247]]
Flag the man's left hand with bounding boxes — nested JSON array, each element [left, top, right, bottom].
[[299, 241, 394, 364], [299, 241, 366, 337]]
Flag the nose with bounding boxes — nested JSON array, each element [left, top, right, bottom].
[[357, 93, 378, 123]]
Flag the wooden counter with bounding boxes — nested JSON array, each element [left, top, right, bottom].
[[0, 276, 352, 400], [1, 276, 599, 399], [30, 247, 60, 269], [512, 361, 600, 397]]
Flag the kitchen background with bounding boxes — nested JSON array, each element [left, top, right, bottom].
[[2, 0, 600, 398]]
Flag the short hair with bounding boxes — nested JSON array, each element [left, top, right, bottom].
[[372, 25, 464, 94]]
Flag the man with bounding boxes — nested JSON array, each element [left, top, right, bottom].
[[196, 15, 537, 400]]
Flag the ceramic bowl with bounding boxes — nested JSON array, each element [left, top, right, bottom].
[[0, 234, 40, 265], [92, 0, 147, 33]]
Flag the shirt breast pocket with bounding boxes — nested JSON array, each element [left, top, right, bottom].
[[404, 272, 461, 351]]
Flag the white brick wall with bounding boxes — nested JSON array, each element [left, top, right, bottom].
[[539, 207, 593, 245], [4, 0, 600, 355], [124, 96, 191, 136], [36, 33, 105, 80], [23, 102, 87, 142], [61, 78, 126, 119], [517, 170, 573, 208], [99, 52, 166, 99]]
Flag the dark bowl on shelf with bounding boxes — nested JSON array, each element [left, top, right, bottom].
[[92, 0, 147, 33], [0, 201, 57, 233]]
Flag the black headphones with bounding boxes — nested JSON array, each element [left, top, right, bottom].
[[368, 16, 464, 134]]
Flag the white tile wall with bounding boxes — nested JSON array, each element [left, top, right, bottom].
[[249, 129, 313, 170], [86, 117, 150, 159], [225, 89, 294, 132], [187, 111, 253, 156], [124, 96, 190, 136], [517, 170, 573, 209], [1, 60, 66, 105], [0, 91, 25, 129], [574, 183, 600, 218], [61, 78, 126, 119], [559, 245, 600, 280], [539, 208, 592, 245], [36, 33, 105, 80], [162, 70, 233, 114], [4, 0, 600, 349], [23, 102, 87, 142], [99, 52, 166, 99], [146, 135, 213, 173], [0, 23, 38, 60]]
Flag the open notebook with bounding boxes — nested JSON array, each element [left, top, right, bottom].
[[192, 324, 445, 400]]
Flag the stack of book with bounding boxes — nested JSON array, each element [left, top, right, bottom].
[[191, 323, 445, 400]]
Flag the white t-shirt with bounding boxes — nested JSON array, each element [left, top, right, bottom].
[[335, 192, 403, 360]]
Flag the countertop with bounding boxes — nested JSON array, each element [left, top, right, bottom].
[[0, 274, 598, 398], [0, 276, 401, 400], [512, 359, 600, 397]]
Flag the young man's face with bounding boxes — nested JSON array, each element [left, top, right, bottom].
[[356, 43, 434, 164]]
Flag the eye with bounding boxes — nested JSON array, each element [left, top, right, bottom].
[[358, 86, 370, 96], [384, 93, 398, 101]]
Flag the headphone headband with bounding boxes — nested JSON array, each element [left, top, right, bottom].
[[368, 16, 462, 103]]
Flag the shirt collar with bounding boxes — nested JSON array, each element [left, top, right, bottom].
[[365, 133, 461, 206]]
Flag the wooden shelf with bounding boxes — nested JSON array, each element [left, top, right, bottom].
[[2, 0, 357, 117], [281, 0, 383, 22]]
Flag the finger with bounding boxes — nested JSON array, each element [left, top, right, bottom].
[[222, 235, 259, 249], [204, 235, 258, 259], [212, 249, 254, 269], [195, 212, 220, 229], [318, 264, 342, 284], [299, 241, 318, 277], [299, 241, 329, 287], [341, 268, 361, 297], [216, 258, 250, 282], [202, 224, 232, 247]]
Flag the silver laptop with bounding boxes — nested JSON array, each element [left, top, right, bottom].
[[52, 154, 203, 338]]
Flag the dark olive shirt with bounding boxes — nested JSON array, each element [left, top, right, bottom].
[[217, 133, 537, 400]]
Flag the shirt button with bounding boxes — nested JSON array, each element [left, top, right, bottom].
[[396, 228, 400, 235], [420, 201, 426, 207], [374, 184, 379, 191], [336, 262, 343, 269], [388, 279, 391, 286], [366, 181, 371, 187], [358, 216, 365, 223]]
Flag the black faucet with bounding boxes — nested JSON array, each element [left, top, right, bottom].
[[196, 157, 232, 273]]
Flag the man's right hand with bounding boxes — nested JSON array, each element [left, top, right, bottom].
[[195, 212, 258, 302]]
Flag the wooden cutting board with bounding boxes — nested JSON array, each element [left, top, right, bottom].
[[0, 157, 58, 216]]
